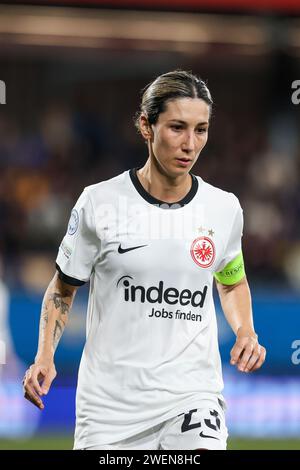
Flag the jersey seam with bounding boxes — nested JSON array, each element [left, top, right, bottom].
[[216, 197, 240, 274], [85, 188, 98, 238], [85, 187, 102, 266]]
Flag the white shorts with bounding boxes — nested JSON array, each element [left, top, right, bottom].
[[84, 400, 228, 450]]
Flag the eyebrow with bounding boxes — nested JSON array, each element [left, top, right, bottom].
[[168, 119, 209, 126]]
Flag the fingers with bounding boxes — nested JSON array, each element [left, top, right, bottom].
[[23, 389, 44, 410], [23, 366, 48, 410], [243, 345, 261, 372], [23, 373, 44, 410], [32, 367, 46, 396], [23, 362, 57, 409], [230, 337, 252, 368], [41, 369, 57, 395], [248, 346, 267, 372], [231, 338, 266, 373]]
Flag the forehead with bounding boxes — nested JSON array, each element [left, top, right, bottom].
[[159, 97, 210, 123]]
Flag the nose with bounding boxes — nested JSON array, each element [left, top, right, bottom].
[[182, 131, 196, 153]]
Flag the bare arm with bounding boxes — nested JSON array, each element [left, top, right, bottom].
[[23, 271, 78, 409], [216, 276, 266, 373]]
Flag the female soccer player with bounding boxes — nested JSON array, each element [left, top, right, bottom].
[[23, 70, 266, 450]]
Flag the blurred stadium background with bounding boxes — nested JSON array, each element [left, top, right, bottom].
[[0, 0, 300, 450]]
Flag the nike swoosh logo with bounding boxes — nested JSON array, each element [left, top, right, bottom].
[[199, 431, 219, 440], [118, 244, 148, 254]]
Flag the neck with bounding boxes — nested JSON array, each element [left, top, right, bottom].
[[137, 157, 192, 203]]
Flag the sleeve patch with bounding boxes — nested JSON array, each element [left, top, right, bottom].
[[68, 209, 79, 235], [60, 240, 73, 259]]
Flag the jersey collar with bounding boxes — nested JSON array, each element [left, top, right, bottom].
[[129, 167, 199, 209]]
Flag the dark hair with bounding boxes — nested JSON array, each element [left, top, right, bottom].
[[134, 70, 213, 133]]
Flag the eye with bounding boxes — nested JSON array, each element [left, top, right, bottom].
[[196, 127, 207, 134], [170, 125, 183, 131]]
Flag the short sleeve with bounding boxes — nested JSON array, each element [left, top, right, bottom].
[[56, 189, 100, 284], [215, 200, 243, 273]]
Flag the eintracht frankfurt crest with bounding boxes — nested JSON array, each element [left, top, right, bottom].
[[191, 236, 215, 268]]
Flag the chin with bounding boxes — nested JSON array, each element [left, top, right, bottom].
[[156, 159, 190, 178], [169, 166, 190, 178]]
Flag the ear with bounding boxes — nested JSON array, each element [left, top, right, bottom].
[[139, 114, 153, 141]]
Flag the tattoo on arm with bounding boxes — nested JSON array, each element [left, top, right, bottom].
[[41, 302, 49, 330], [50, 292, 72, 315], [43, 287, 74, 351], [53, 320, 64, 350]]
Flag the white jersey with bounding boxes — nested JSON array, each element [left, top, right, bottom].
[[56, 169, 243, 449]]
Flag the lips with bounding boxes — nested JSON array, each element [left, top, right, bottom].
[[176, 158, 192, 166]]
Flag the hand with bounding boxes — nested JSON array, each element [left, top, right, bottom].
[[230, 327, 266, 373], [23, 361, 57, 410]]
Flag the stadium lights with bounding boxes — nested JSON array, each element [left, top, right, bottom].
[[0, 4, 273, 53]]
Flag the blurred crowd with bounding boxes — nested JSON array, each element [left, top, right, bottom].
[[0, 65, 299, 291]]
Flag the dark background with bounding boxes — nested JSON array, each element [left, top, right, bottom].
[[0, 0, 300, 448]]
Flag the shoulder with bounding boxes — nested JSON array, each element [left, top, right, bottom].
[[83, 170, 128, 205], [196, 176, 241, 212]]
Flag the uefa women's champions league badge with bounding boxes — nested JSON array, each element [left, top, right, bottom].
[[68, 209, 79, 235]]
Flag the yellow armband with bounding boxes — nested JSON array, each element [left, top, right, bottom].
[[214, 252, 245, 285]]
